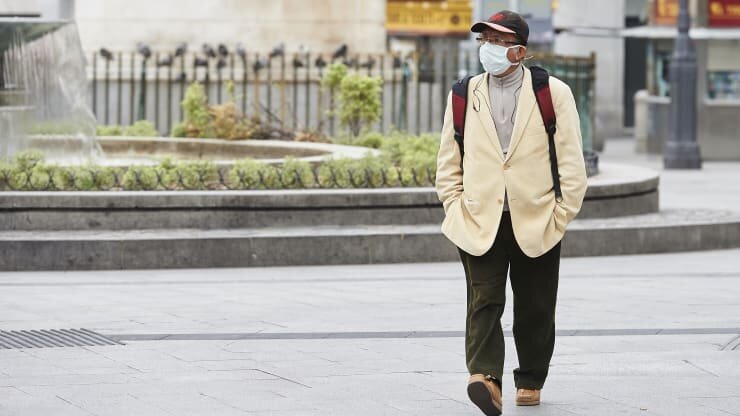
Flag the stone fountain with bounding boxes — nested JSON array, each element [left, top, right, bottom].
[[0, 19, 366, 167], [0, 18, 101, 163]]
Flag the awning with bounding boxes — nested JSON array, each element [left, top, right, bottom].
[[620, 25, 740, 39]]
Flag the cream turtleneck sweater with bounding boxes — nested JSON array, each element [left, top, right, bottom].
[[488, 65, 524, 212]]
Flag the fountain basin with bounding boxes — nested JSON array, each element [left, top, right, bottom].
[[3, 163, 735, 271], [25, 136, 378, 166]]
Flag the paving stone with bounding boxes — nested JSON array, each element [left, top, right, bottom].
[[2, 246, 740, 413]]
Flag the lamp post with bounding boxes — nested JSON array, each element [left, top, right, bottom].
[[664, 0, 701, 169]]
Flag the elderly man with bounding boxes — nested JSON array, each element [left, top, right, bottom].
[[435, 10, 588, 416]]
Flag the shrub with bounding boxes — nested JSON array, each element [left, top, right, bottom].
[[119, 158, 220, 190], [172, 81, 255, 140], [0, 132, 440, 191], [28, 164, 54, 190], [97, 120, 159, 137], [322, 63, 382, 138], [322, 63, 349, 90], [316, 157, 354, 188], [227, 158, 279, 189], [334, 131, 438, 181], [210, 102, 253, 140], [171, 123, 188, 138], [0, 151, 123, 191], [0, 151, 46, 190], [95, 167, 121, 189], [280, 157, 314, 189], [172, 160, 219, 190], [178, 82, 211, 137], [68, 166, 119, 190], [124, 120, 159, 137], [121, 165, 160, 190], [96, 124, 124, 136], [315, 153, 397, 188], [338, 74, 383, 137], [0, 161, 13, 191], [353, 154, 400, 187], [13, 149, 45, 171], [6, 170, 29, 190], [351, 131, 384, 149]]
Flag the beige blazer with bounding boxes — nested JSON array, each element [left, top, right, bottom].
[[435, 66, 588, 258]]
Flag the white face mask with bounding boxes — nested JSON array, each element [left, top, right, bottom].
[[479, 43, 521, 76]]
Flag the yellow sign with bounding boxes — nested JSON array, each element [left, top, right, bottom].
[[386, 0, 472, 37], [653, 0, 678, 26]]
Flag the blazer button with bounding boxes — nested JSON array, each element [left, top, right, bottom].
[[498, 199, 504, 204], [504, 164, 511, 170]]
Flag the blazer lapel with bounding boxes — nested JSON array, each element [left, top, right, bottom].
[[505, 66, 536, 162], [471, 74, 505, 160]]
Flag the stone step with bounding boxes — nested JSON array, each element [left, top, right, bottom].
[[1, 209, 738, 271]]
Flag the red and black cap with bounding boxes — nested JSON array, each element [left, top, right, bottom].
[[471, 10, 529, 46]]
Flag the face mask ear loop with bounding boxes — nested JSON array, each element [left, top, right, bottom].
[[506, 66, 524, 126], [509, 45, 528, 66], [511, 81, 523, 125], [472, 76, 486, 112]]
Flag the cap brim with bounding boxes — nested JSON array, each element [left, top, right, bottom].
[[470, 22, 516, 34]]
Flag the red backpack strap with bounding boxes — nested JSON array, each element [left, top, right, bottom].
[[451, 75, 473, 167], [530, 66, 563, 202]]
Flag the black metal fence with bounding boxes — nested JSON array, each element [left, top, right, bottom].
[[88, 49, 595, 143]]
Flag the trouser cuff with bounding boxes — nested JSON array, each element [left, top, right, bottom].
[[470, 371, 503, 388], [514, 379, 545, 390]]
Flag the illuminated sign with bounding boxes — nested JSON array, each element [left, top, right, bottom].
[[386, 0, 472, 37], [708, 0, 740, 27], [653, 0, 678, 26]]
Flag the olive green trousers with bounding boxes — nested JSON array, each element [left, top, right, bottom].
[[458, 212, 561, 390]]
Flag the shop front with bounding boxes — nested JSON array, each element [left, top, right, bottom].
[[628, 0, 740, 160]]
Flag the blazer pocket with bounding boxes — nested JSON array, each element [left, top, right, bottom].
[[462, 194, 481, 214], [553, 202, 569, 232]]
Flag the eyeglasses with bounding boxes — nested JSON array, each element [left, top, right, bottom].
[[476, 36, 520, 47]]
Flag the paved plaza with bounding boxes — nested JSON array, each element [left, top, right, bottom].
[[1, 249, 740, 415], [2, 138, 740, 415], [3, 0, 740, 413]]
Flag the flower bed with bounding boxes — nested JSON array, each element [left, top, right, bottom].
[[0, 132, 439, 191]]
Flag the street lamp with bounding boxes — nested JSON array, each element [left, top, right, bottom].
[[664, 0, 701, 169]]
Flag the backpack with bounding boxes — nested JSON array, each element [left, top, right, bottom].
[[451, 66, 562, 202]]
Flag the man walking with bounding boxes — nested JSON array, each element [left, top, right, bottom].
[[435, 10, 588, 415]]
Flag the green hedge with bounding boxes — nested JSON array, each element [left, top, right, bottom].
[[0, 132, 440, 191], [97, 120, 159, 137]]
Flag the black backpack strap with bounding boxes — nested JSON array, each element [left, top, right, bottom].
[[451, 75, 473, 168], [530, 66, 563, 202]]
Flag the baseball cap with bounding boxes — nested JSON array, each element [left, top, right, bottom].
[[471, 10, 529, 46]]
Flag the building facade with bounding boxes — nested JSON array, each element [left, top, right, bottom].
[[630, 0, 740, 160], [73, 0, 387, 54]]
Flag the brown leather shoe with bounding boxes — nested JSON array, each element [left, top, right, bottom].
[[516, 388, 541, 406], [467, 374, 503, 416]]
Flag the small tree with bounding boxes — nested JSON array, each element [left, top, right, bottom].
[[322, 62, 348, 91], [172, 82, 212, 138], [339, 74, 382, 137], [322, 63, 382, 138]]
